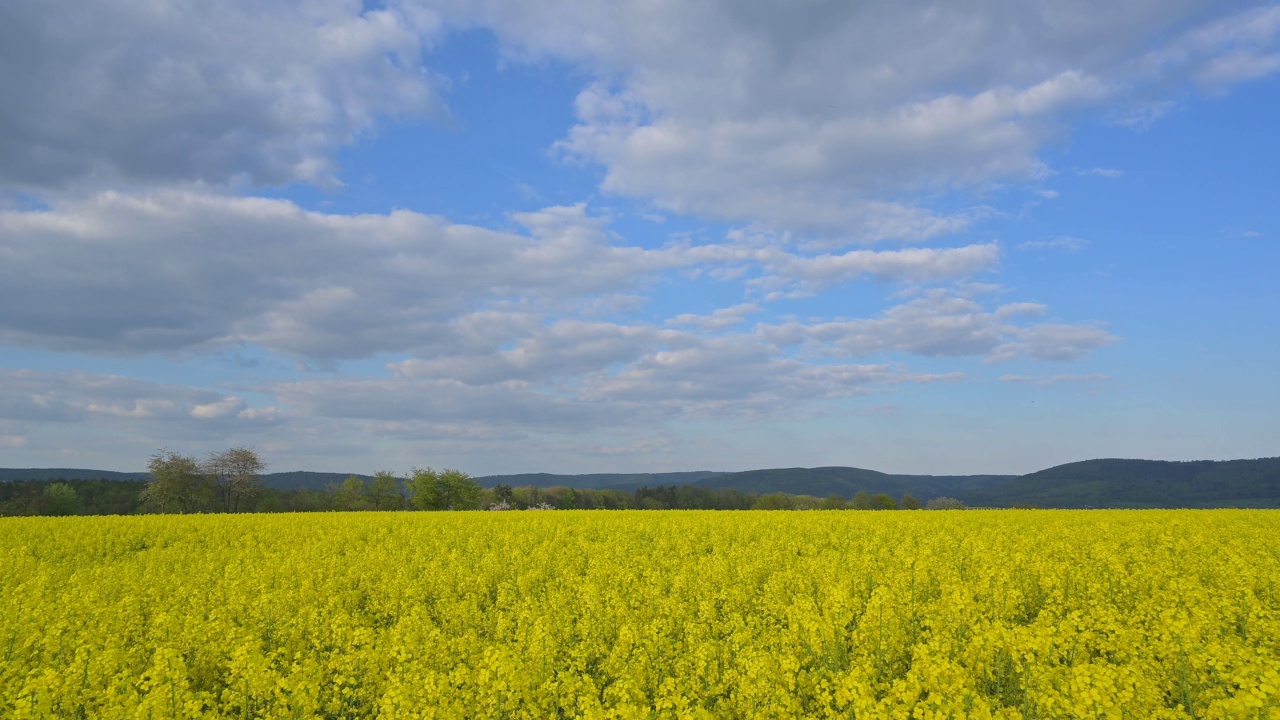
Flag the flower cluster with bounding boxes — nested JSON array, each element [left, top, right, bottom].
[[2, 510, 1278, 718]]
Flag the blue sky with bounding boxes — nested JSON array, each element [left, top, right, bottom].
[[1, 0, 1277, 475]]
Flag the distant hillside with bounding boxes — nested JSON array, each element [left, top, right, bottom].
[[477, 471, 724, 491], [0, 468, 150, 482], [0, 468, 369, 491], [692, 467, 1013, 500], [3, 457, 1278, 507], [965, 457, 1280, 508], [693, 459, 1280, 508]]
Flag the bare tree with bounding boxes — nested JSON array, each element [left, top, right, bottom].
[[204, 447, 265, 513]]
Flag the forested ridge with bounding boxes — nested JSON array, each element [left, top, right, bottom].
[[2, 456, 1278, 515]]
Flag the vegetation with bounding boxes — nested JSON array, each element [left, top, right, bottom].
[[0, 478, 148, 516], [139, 450, 207, 513], [3, 456, 1279, 515], [481, 457, 1280, 508], [963, 457, 1280, 508], [408, 467, 484, 511], [0, 456, 929, 516], [205, 447, 266, 513], [3, 511, 1278, 717], [40, 483, 81, 516]]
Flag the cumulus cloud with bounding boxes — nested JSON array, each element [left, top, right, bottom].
[[1000, 373, 1111, 385], [759, 290, 1115, 362], [191, 397, 250, 420], [422, 0, 1271, 241], [0, 0, 441, 192], [559, 72, 1103, 239], [751, 243, 1001, 290], [997, 323, 1120, 362], [1, 0, 1172, 467], [666, 303, 761, 331], [1076, 167, 1125, 178], [0, 191, 1016, 360], [0, 192, 693, 357], [1141, 4, 1280, 90], [282, 342, 955, 432], [0, 368, 281, 431], [289, 289, 1116, 434], [1019, 236, 1090, 251], [391, 320, 687, 386]]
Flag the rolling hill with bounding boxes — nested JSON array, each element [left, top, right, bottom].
[[0, 468, 368, 491], [3, 457, 1278, 507], [690, 467, 1013, 500], [0, 468, 150, 482], [476, 471, 724, 491], [963, 457, 1280, 508]]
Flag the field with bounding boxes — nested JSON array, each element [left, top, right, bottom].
[[2, 511, 1279, 719]]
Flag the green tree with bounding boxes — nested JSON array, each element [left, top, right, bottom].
[[821, 494, 847, 510], [490, 483, 515, 508], [43, 482, 81, 516], [141, 450, 207, 513], [440, 469, 481, 510], [205, 447, 265, 513], [367, 471, 402, 510], [851, 490, 872, 510], [900, 493, 922, 510], [409, 468, 481, 510], [408, 468, 443, 510], [336, 475, 369, 511], [541, 486, 570, 508], [752, 493, 795, 510], [510, 485, 539, 509], [872, 493, 898, 510]]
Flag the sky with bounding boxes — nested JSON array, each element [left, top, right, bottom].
[[1, 0, 1277, 476]]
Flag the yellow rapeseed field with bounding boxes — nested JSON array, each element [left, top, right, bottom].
[[2, 510, 1279, 719]]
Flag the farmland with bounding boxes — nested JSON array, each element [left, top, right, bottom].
[[3, 511, 1279, 718]]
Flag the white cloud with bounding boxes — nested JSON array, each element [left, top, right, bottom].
[[1003, 323, 1120, 361], [423, 0, 1273, 241], [283, 347, 953, 432], [1075, 167, 1125, 178], [237, 407, 283, 423], [0, 191, 1019, 360], [0, 434, 27, 448], [0, 192, 691, 357], [0, 368, 279, 433], [1019, 236, 1090, 251], [3, 0, 1183, 469], [1142, 4, 1280, 90], [666, 303, 761, 331], [759, 290, 1116, 362], [191, 397, 250, 420], [1000, 373, 1111, 385], [994, 303, 1049, 320], [390, 320, 687, 386], [0, 0, 441, 192], [559, 73, 1103, 240], [751, 243, 1001, 290]]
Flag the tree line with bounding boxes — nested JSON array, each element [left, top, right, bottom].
[[0, 447, 971, 516]]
